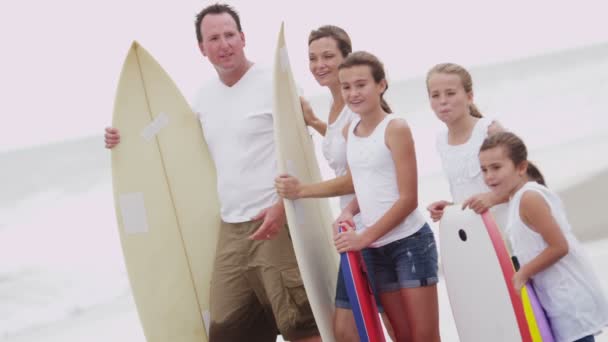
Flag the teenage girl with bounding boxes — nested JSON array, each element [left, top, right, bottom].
[[425, 63, 508, 225], [334, 51, 440, 342]]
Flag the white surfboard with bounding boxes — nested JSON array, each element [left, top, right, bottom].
[[440, 206, 532, 342], [272, 23, 339, 341], [111, 41, 220, 342]]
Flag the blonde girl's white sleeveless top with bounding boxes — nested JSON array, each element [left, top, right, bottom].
[[436, 117, 508, 229], [321, 106, 358, 211], [507, 182, 608, 342], [346, 116, 426, 248]]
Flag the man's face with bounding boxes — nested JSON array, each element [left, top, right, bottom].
[[198, 13, 246, 73]]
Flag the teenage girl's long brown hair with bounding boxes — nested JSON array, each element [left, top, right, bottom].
[[339, 51, 392, 113]]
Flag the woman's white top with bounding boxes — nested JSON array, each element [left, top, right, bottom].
[[322, 106, 358, 211]]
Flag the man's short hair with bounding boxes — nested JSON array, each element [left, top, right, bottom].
[[195, 3, 242, 43]]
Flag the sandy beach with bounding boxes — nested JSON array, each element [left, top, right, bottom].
[[560, 168, 608, 242], [4, 168, 607, 342], [6, 238, 607, 342]]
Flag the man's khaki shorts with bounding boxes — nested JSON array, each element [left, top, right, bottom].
[[208, 219, 318, 341]]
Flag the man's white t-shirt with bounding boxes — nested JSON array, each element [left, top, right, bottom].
[[191, 65, 278, 223]]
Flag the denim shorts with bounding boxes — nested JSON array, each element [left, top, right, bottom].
[[369, 223, 439, 293], [335, 248, 384, 312]]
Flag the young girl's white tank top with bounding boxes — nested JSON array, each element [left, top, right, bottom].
[[347, 116, 426, 248], [436, 117, 509, 229], [507, 182, 608, 342]]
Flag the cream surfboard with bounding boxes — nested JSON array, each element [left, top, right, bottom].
[[111, 41, 220, 342], [273, 24, 339, 341], [440, 206, 534, 342]]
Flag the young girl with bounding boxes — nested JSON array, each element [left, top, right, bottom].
[[425, 63, 508, 225], [479, 132, 608, 342], [334, 51, 440, 342], [274, 26, 394, 341]]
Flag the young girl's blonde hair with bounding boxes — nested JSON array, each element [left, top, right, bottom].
[[426, 63, 482, 118]]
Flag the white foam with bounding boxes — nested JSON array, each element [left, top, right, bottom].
[[0, 182, 130, 337]]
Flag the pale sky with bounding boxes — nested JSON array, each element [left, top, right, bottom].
[[1, 0, 606, 151]]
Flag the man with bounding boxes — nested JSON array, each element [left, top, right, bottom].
[[106, 4, 320, 341]]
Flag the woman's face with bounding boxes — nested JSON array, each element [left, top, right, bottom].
[[309, 37, 344, 87]]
